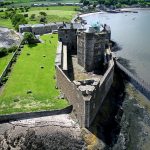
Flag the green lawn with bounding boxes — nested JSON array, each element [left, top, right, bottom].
[[0, 54, 13, 76], [27, 6, 78, 24], [0, 34, 68, 115]]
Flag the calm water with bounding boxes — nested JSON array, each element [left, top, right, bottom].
[[82, 9, 150, 84]]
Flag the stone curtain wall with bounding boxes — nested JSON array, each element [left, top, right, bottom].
[[55, 41, 114, 127], [55, 65, 86, 127], [85, 60, 114, 126]]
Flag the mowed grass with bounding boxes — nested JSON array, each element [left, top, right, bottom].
[[0, 54, 13, 75], [0, 34, 68, 114]]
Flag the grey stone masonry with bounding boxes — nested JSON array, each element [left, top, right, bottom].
[[77, 31, 110, 72], [58, 23, 85, 51], [19, 22, 63, 35]]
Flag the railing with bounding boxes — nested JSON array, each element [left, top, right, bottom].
[[115, 60, 150, 100]]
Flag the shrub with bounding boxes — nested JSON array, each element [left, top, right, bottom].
[[39, 11, 47, 16], [23, 32, 36, 44], [0, 48, 8, 58], [8, 46, 17, 53], [1, 76, 8, 83], [40, 16, 47, 23], [30, 14, 36, 20], [24, 14, 28, 17]]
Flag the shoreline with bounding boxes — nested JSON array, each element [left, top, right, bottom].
[[79, 7, 150, 17]]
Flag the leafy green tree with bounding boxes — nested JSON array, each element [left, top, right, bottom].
[[30, 14, 36, 20], [0, 48, 7, 58], [40, 16, 47, 23], [23, 32, 36, 44], [39, 11, 47, 16], [11, 14, 28, 31]]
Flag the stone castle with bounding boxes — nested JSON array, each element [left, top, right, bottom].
[[56, 22, 114, 127]]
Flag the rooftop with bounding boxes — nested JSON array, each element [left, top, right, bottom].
[[60, 23, 85, 30]]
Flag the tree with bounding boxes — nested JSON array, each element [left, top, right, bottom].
[[0, 48, 7, 58], [39, 11, 47, 16], [83, 0, 90, 6], [40, 16, 47, 23], [11, 14, 28, 31], [30, 14, 36, 20], [23, 32, 36, 44]]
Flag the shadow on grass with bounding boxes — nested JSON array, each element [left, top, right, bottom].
[[27, 43, 38, 48]]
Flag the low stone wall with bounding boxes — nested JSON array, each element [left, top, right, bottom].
[[0, 105, 72, 123], [0, 46, 22, 84], [116, 60, 150, 100]]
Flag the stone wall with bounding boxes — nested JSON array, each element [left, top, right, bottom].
[[55, 41, 114, 127], [87, 60, 114, 125], [19, 23, 63, 35], [55, 65, 86, 127], [0, 45, 22, 84], [56, 60, 114, 127], [116, 60, 150, 100], [58, 29, 77, 51]]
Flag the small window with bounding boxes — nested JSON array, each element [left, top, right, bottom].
[[66, 36, 68, 39]]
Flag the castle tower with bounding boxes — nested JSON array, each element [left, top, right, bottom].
[[77, 30, 110, 72]]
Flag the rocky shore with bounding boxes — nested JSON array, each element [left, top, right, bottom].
[[0, 114, 85, 150]]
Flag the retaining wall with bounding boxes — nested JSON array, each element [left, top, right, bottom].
[[115, 60, 150, 100], [0, 105, 72, 123]]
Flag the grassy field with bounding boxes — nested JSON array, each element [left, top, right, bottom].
[[27, 6, 78, 24], [0, 54, 13, 76], [0, 34, 68, 115], [5, 0, 79, 5], [0, 12, 14, 28], [0, 6, 78, 28]]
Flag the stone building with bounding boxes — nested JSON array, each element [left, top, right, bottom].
[[77, 27, 111, 72], [58, 23, 111, 72], [58, 23, 85, 52], [19, 22, 63, 35]]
